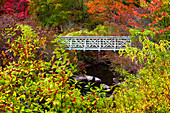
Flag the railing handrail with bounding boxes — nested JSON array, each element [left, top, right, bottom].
[[60, 36, 131, 51], [60, 36, 131, 39]]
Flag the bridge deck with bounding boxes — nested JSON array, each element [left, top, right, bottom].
[[60, 36, 131, 51]]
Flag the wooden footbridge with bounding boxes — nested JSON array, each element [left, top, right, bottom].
[[60, 36, 131, 51]]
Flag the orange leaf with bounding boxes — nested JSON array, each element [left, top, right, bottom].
[[2, 51, 6, 57]]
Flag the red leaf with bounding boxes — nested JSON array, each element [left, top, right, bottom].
[[54, 90, 58, 95]]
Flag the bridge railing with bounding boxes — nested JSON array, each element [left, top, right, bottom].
[[60, 36, 131, 51]]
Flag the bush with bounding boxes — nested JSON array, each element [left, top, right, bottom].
[[0, 0, 29, 19], [0, 24, 115, 112], [113, 30, 170, 112], [0, 18, 49, 70]]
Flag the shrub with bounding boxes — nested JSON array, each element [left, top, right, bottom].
[[0, 19, 21, 69], [0, 18, 48, 70], [0, 0, 29, 19], [0, 24, 54, 112], [113, 30, 170, 112], [0, 24, 114, 112]]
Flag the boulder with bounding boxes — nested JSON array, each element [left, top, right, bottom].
[[85, 75, 101, 82], [71, 75, 101, 82]]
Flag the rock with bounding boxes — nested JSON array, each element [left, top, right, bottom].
[[71, 75, 101, 82], [84, 75, 93, 81], [71, 76, 87, 81], [85, 75, 101, 82], [112, 78, 119, 84], [70, 74, 123, 99]]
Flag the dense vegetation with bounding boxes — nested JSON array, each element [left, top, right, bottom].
[[0, 0, 169, 112]]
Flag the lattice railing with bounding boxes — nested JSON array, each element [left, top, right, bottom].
[[60, 36, 131, 51]]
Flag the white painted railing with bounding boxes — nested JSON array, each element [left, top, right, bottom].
[[60, 36, 131, 51]]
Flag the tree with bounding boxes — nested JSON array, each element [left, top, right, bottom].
[[84, 0, 140, 26], [131, 0, 170, 41], [29, 0, 91, 29]]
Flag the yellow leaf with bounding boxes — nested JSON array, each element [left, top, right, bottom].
[[13, 91, 17, 97], [3, 58, 7, 65], [67, 60, 70, 65], [5, 90, 10, 94], [51, 56, 54, 62]]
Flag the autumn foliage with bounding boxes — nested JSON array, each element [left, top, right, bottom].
[[85, 0, 169, 40], [0, 24, 111, 112], [0, 0, 29, 19], [139, 0, 170, 41], [0, 0, 170, 112], [85, 0, 139, 26], [114, 31, 170, 112]]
